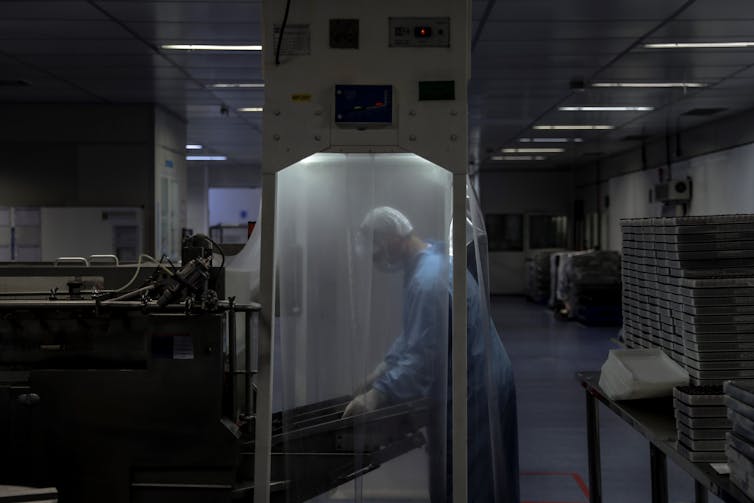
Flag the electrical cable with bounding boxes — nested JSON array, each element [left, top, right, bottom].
[[206, 235, 226, 268], [112, 254, 175, 293], [275, 0, 293, 65], [101, 284, 156, 304]]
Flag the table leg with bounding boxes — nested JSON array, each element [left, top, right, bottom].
[[694, 480, 708, 503], [586, 391, 602, 503], [650, 443, 668, 503]]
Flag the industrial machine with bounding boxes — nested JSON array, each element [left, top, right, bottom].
[[255, 0, 475, 501], [0, 246, 432, 502]]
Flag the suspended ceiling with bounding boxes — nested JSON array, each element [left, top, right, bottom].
[[1, 0, 754, 175]]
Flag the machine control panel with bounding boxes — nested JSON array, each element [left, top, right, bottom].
[[389, 17, 450, 47], [335, 85, 393, 125]]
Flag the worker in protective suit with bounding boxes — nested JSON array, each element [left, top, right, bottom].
[[344, 206, 520, 503]]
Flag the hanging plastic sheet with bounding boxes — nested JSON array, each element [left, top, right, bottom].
[[272, 154, 519, 502], [463, 179, 520, 503], [275, 153, 451, 501]]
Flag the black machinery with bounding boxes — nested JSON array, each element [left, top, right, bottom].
[[0, 249, 430, 502]]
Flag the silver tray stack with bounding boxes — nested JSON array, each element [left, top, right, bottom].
[[724, 381, 754, 497], [673, 385, 729, 462], [621, 215, 754, 384]]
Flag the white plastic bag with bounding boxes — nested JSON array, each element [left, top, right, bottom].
[[599, 348, 689, 400]]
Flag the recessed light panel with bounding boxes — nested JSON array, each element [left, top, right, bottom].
[[162, 44, 262, 51], [559, 106, 653, 112], [592, 82, 706, 88], [502, 148, 564, 153], [534, 125, 614, 130], [186, 155, 227, 161]]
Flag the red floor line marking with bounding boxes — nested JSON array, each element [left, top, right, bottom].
[[520, 470, 591, 501], [570, 472, 590, 499]]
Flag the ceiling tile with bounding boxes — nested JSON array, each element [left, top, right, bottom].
[[0, 2, 106, 20]]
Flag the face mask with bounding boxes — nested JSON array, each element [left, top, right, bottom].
[[373, 240, 404, 273]]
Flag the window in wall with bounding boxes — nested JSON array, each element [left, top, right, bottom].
[[486, 214, 523, 251], [529, 214, 567, 249]]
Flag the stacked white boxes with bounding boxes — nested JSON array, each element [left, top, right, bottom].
[[621, 215, 754, 463], [673, 385, 729, 462], [725, 381, 754, 497], [526, 250, 554, 304], [621, 215, 754, 385]]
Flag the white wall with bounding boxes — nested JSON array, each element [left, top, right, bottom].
[[208, 187, 261, 226], [0, 104, 158, 253], [187, 165, 209, 235], [154, 107, 188, 260], [40, 207, 143, 261], [480, 170, 573, 294], [605, 142, 754, 250]]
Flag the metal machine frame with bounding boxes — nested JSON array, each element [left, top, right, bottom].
[[257, 1, 471, 501], [0, 261, 435, 501]]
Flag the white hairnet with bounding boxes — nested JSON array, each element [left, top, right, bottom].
[[359, 206, 414, 237]]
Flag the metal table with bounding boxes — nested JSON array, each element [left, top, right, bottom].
[[577, 371, 754, 503]]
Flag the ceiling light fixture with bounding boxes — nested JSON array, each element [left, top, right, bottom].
[[534, 125, 614, 130], [237, 107, 264, 112], [644, 42, 754, 49], [519, 138, 584, 143], [209, 83, 265, 88], [491, 155, 546, 161], [161, 44, 262, 51], [502, 148, 564, 153], [186, 144, 203, 150], [592, 82, 706, 88], [559, 106, 654, 112], [186, 155, 227, 161]]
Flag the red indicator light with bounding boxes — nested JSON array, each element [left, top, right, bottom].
[[375, 101, 384, 107], [414, 26, 432, 38]]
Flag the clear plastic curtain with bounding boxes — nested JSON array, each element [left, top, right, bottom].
[[274, 153, 452, 501], [464, 180, 520, 503]]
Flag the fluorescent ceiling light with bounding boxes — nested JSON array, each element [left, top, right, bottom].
[[534, 125, 614, 130], [237, 107, 263, 112], [186, 155, 227, 161], [559, 106, 654, 112], [186, 144, 203, 150], [491, 155, 546, 161], [161, 44, 262, 51], [519, 138, 583, 143], [209, 83, 265, 88], [502, 148, 564, 153], [645, 42, 754, 49], [592, 82, 706, 88]]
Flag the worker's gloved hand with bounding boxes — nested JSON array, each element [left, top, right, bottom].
[[343, 388, 387, 418], [354, 362, 388, 395]]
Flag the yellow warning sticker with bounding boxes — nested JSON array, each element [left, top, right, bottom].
[[292, 94, 312, 102]]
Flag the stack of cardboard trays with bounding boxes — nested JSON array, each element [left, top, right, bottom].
[[564, 251, 622, 325], [621, 215, 754, 385], [724, 381, 754, 498], [526, 250, 555, 304], [674, 385, 729, 462]]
